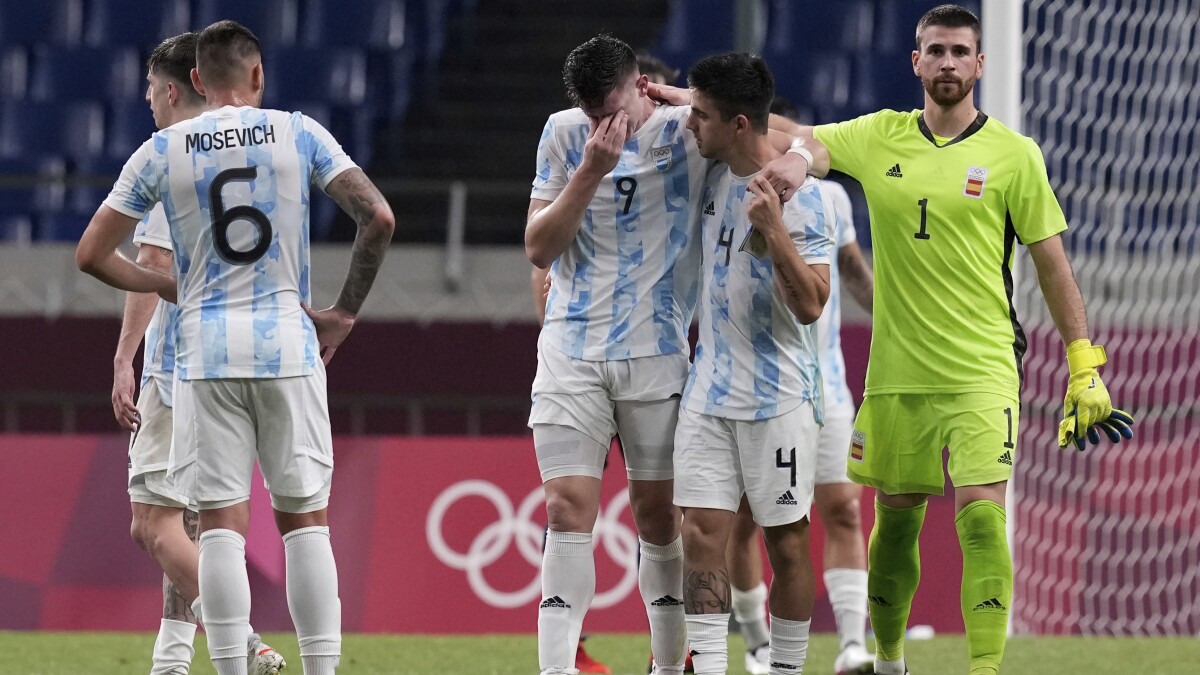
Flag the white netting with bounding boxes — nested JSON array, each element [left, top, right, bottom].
[[1012, 0, 1200, 635]]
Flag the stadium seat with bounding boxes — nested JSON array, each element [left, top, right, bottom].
[[0, 214, 33, 243], [654, 0, 736, 67], [0, 157, 67, 216], [83, 0, 190, 49], [264, 48, 368, 108], [105, 101, 158, 161], [0, 0, 85, 46], [29, 46, 142, 104], [35, 212, 92, 242], [0, 101, 104, 161], [0, 45, 28, 100], [193, 0, 299, 47], [68, 155, 126, 216], [299, 0, 407, 49]]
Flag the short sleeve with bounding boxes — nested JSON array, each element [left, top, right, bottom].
[[132, 203, 172, 251], [300, 114, 358, 191], [786, 180, 835, 265], [102, 139, 160, 220], [1007, 137, 1069, 245], [531, 116, 567, 201], [813, 112, 883, 179], [822, 181, 857, 248]]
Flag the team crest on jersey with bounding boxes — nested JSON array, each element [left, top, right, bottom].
[[850, 430, 865, 462], [651, 146, 672, 171], [964, 166, 988, 199]]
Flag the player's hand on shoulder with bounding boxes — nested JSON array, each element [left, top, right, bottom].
[[762, 153, 808, 202], [746, 175, 784, 235], [580, 111, 628, 178], [112, 363, 139, 431], [302, 303, 356, 366], [646, 82, 690, 106]]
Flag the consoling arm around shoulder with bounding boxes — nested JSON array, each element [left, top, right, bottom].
[[1027, 233, 1090, 344], [76, 205, 176, 300]]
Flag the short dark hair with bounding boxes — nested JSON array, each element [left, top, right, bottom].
[[687, 53, 774, 131], [636, 50, 680, 85], [147, 32, 203, 103], [916, 4, 981, 51], [196, 20, 262, 89], [562, 34, 638, 109]]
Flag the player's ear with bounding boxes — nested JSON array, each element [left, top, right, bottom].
[[190, 67, 206, 97], [251, 62, 264, 93], [635, 73, 649, 97], [912, 49, 921, 76], [165, 80, 178, 107], [735, 114, 749, 135]]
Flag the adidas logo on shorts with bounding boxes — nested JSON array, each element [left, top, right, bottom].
[[776, 490, 798, 505], [997, 450, 1013, 465], [539, 595, 570, 609]]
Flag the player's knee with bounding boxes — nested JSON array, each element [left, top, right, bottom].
[[762, 520, 811, 570], [628, 485, 679, 540], [822, 496, 862, 534], [129, 517, 152, 551], [682, 511, 730, 560], [544, 489, 596, 532]]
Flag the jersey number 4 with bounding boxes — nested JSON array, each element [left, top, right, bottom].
[[210, 167, 273, 265]]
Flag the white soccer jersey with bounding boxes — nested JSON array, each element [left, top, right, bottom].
[[682, 171, 835, 421], [814, 180, 857, 408], [531, 104, 709, 361], [104, 106, 356, 380], [132, 204, 179, 406]]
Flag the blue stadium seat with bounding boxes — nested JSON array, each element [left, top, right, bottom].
[[36, 212, 92, 242], [264, 48, 368, 108], [654, 0, 736, 71], [0, 0, 85, 46], [0, 157, 67, 216], [0, 101, 104, 160], [299, 0, 406, 49], [29, 46, 142, 103], [0, 46, 28, 100], [807, 54, 854, 123], [193, 0, 298, 47], [69, 156, 126, 215], [84, 0, 190, 49], [0, 214, 33, 243], [106, 101, 158, 161]]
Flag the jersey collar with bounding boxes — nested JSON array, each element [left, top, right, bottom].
[[916, 110, 989, 147]]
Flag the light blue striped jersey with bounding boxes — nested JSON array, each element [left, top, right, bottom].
[[814, 180, 857, 408], [531, 104, 708, 361], [131, 204, 179, 407], [104, 106, 357, 380], [682, 171, 835, 421]]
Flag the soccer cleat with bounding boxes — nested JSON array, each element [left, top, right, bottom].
[[576, 642, 612, 675], [835, 642, 876, 674], [743, 641, 770, 675], [247, 633, 287, 674]]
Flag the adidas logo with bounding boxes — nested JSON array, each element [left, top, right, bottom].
[[703, 200, 716, 216], [997, 450, 1013, 466], [651, 595, 683, 607], [539, 595, 570, 609], [868, 595, 892, 607], [973, 597, 1006, 612], [770, 662, 799, 671], [885, 163, 903, 178], [776, 490, 797, 505]]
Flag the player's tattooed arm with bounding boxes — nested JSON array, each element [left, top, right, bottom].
[[325, 168, 396, 315], [684, 569, 732, 614]]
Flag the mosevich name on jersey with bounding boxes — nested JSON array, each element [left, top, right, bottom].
[[185, 124, 276, 153]]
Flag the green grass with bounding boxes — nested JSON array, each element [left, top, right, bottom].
[[0, 631, 1196, 674]]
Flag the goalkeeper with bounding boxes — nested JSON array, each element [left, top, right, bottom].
[[757, 4, 1135, 675]]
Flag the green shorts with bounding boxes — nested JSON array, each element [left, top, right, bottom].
[[846, 393, 1019, 496]]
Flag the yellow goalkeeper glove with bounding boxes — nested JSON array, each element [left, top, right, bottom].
[[1057, 339, 1135, 450]]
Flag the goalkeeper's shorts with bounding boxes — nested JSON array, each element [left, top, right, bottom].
[[846, 392, 1020, 496]]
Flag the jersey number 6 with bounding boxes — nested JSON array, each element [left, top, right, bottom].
[[210, 167, 273, 265]]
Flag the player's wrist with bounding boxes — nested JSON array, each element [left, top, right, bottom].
[[786, 138, 814, 169], [1066, 338, 1106, 374]]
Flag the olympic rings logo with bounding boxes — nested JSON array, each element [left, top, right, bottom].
[[426, 480, 639, 609]]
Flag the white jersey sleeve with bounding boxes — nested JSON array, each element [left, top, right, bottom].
[[531, 104, 710, 361], [683, 172, 835, 421], [104, 106, 358, 381], [813, 180, 857, 408], [129, 204, 179, 407]]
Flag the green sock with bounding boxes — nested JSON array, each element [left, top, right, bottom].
[[956, 500, 1012, 675], [868, 500, 927, 662]]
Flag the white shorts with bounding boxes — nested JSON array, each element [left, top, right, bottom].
[[169, 364, 334, 513], [674, 402, 819, 527], [529, 343, 688, 481], [127, 384, 190, 509], [814, 397, 856, 485]]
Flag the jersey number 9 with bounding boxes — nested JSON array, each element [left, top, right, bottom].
[[210, 167, 273, 265]]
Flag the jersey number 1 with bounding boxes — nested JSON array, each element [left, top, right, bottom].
[[210, 167, 273, 265], [914, 198, 931, 240]]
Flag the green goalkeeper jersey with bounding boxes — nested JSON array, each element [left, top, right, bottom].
[[814, 109, 1068, 400]]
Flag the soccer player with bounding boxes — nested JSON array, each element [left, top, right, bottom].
[[111, 32, 285, 675], [726, 99, 876, 675], [78, 20, 395, 675], [675, 52, 834, 675], [766, 5, 1135, 674]]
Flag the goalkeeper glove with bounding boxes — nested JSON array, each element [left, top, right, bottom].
[[1057, 338, 1135, 450]]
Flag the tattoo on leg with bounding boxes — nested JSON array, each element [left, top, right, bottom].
[[162, 573, 197, 623], [684, 569, 732, 615], [183, 509, 200, 545]]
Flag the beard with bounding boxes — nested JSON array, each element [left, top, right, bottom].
[[922, 74, 976, 107]]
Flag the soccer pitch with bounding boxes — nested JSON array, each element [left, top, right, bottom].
[[0, 632, 1195, 674]]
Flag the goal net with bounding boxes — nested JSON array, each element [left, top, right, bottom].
[[1009, 0, 1199, 635]]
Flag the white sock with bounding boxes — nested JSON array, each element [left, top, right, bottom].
[[685, 612, 730, 675], [875, 658, 907, 675], [190, 598, 203, 625], [283, 526, 341, 675], [538, 531, 595, 674], [639, 537, 686, 670], [768, 615, 810, 675], [824, 568, 868, 650], [731, 582, 770, 649], [198, 529, 250, 675], [150, 618, 196, 675]]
